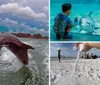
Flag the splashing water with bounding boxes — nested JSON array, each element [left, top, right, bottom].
[[75, 44, 84, 71], [0, 39, 48, 85]]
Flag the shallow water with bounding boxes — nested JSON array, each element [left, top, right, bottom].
[[50, 4, 100, 41], [0, 38, 49, 85]]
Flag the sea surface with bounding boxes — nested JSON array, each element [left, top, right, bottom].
[[0, 38, 49, 85]]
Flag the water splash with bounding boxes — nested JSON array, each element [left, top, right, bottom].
[[75, 44, 84, 71], [0, 39, 48, 85]]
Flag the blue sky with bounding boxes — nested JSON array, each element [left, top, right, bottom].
[[0, 0, 49, 36], [50, 43, 100, 57], [50, 43, 78, 57]]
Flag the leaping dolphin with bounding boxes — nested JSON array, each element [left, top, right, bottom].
[[0, 33, 34, 65]]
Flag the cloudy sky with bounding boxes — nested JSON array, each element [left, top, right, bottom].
[[50, 43, 100, 57], [0, 0, 49, 36], [50, 43, 77, 57]]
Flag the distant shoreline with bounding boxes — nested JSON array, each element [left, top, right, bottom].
[[50, 57, 77, 61], [11, 33, 49, 40], [50, 57, 99, 61], [0, 32, 49, 40]]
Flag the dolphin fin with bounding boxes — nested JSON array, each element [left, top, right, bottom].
[[78, 28, 82, 33], [90, 28, 96, 34], [88, 11, 93, 16], [23, 43, 35, 50]]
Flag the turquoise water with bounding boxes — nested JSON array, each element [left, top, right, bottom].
[[50, 4, 100, 41], [51, 0, 100, 4]]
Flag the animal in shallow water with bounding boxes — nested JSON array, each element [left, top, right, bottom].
[[0, 33, 34, 65], [79, 11, 96, 34]]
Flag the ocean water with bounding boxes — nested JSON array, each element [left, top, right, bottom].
[[50, 4, 100, 41], [51, 0, 100, 4], [0, 38, 49, 85]]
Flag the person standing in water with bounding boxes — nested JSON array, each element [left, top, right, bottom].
[[58, 48, 61, 63], [53, 3, 78, 40]]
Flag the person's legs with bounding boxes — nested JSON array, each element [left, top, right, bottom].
[[59, 58, 60, 63], [56, 34, 61, 40], [63, 32, 72, 39], [58, 56, 61, 63], [63, 26, 72, 39], [63, 32, 68, 39]]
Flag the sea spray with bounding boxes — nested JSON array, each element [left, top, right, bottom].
[[75, 44, 84, 71], [75, 51, 81, 71], [0, 39, 48, 85], [73, 44, 85, 85]]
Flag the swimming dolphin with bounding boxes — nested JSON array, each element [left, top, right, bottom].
[[0, 33, 34, 65], [79, 11, 96, 34]]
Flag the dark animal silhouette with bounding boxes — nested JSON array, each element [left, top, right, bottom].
[[0, 33, 34, 65]]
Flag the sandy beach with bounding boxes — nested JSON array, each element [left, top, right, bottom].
[[50, 58, 100, 85]]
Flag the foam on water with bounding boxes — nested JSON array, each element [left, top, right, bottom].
[[0, 47, 23, 72], [0, 39, 48, 85], [23, 40, 49, 85]]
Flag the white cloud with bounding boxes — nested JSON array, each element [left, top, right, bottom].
[[0, 18, 48, 36], [0, 3, 47, 20], [30, 28, 49, 36], [9, 0, 27, 6], [43, 6, 49, 12], [9, 0, 48, 7], [2, 18, 18, 24]]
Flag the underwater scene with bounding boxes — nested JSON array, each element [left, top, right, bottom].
[[50, 0, 100, 41]]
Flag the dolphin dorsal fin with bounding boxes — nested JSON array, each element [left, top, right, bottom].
[[88, 11, 93, 16]]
